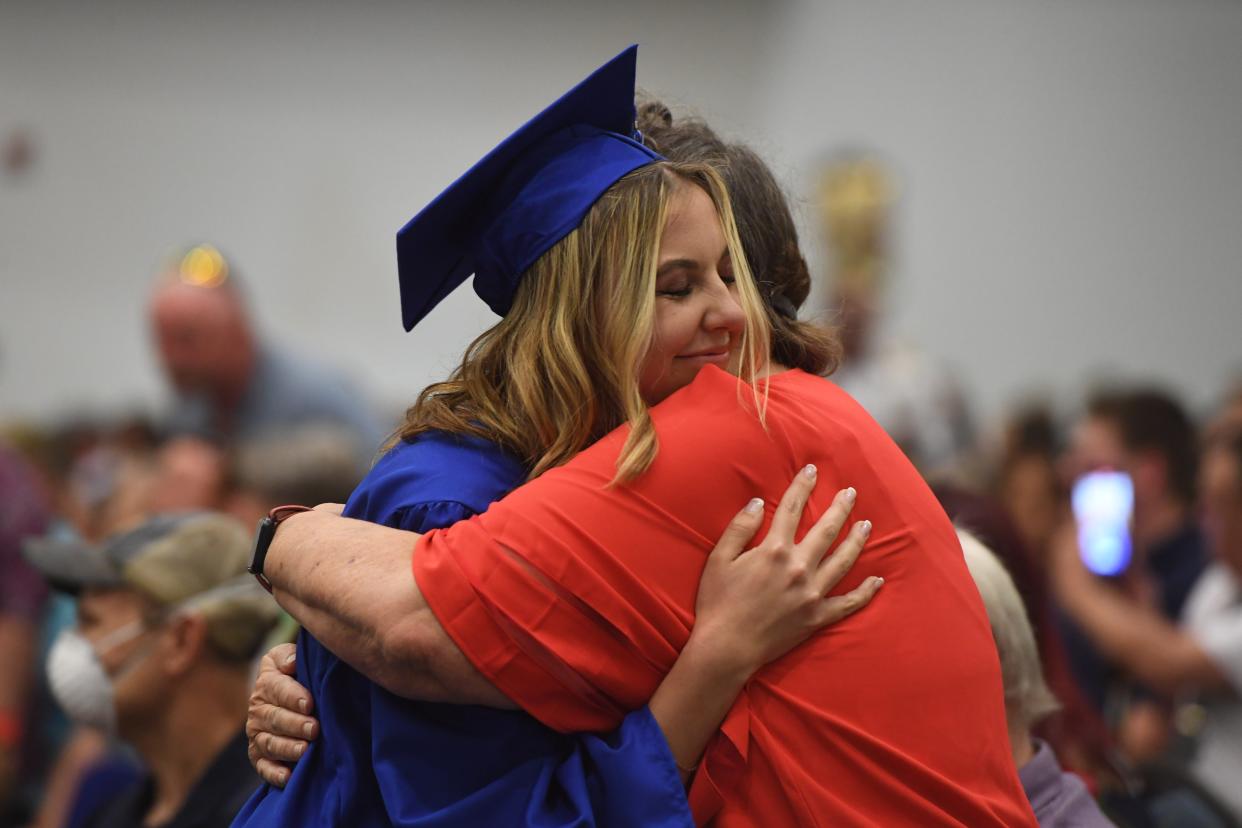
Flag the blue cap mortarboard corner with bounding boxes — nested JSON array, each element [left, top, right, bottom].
[[396, 45, 664, 331]]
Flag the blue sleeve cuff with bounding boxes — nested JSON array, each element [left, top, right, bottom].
[[388, 499, 479, 532], [568, 706, 693, 828]]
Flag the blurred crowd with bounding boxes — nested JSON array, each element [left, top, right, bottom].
[[2, 193, 1240, 828], [0, 247, 386, 828]]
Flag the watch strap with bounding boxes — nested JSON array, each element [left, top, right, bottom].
[[249, 505, 314, 592]]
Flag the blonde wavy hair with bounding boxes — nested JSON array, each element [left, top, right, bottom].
[[394, 160, 771, 481]]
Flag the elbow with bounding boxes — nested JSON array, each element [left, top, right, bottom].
[[369, 612, 456, 702], [374, 617, 433, 693]]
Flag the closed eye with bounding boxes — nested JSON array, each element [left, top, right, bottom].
[[656, 259, 698, 298]]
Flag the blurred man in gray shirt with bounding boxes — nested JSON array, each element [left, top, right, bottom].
[[148, 245, 387, 461]]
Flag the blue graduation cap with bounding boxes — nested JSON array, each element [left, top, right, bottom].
[[396, 45, 664, 330]]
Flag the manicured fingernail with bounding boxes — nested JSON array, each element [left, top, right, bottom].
[[859, 520, 872, 536], [842, 487, 856, 503], [871, 576, 885, 588], [303, 722, 315, 738], [280, 770, 289, 784], [803, 464, 817, 479], [284, 653, 296, 666], [745, 497, 764, 514], [297, 698, 308, 713], [295, 742, 305, 757]]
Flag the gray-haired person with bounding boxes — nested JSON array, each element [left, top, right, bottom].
[[959, 530, 1116, 827]]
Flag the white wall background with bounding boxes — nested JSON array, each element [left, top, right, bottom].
[[2, 0, 1239, 428]]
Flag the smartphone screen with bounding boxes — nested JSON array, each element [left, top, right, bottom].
[[1071, 471, 1134, 577]]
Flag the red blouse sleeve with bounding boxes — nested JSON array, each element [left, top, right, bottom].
[[414, 440, 711, 732], [413, 370, 788, 732]]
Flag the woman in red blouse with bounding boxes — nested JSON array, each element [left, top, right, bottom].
[[410, 364, 1033, 826], [253, 121, 1037, 825]]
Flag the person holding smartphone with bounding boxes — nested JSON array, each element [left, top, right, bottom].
[[1051, 426, 1242, 820], [1057, 387, 1210, 757]]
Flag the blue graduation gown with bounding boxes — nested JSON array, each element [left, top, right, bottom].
[[232, 432, 691, 827]]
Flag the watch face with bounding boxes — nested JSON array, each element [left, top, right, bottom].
[[249, 517, 278, 575]]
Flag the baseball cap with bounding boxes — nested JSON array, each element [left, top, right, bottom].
[[25, 512, 280, 660]]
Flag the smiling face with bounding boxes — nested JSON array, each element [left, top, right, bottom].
[[638, 181, 746, 405]]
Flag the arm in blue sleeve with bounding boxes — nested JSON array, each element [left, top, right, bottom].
[[392, 504, 693, 826], [565, 707, 693, 828]]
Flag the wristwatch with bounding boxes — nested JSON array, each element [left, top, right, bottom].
[[249, 505, 314, 592]]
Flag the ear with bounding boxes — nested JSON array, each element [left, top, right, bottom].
[[160, 614, 210, 677]]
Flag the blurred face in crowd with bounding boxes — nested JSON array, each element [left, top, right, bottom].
[[1001, 453, 1061, 556], [1069, 412, 1190, 528], [1066, 412, 1159, 511], [75, 587, 170, 738], [149, 282, 253, 397], [1066, 414, 1127, 481], [1201, 441, 1242, 575], [1206, 392, 1242, 445], [148, 436, 227, 513], [640, 182, 746, 405]]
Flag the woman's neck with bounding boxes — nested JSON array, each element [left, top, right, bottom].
[[755, 361, 792, 380]]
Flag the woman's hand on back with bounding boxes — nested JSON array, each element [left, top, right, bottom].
[[246, 642, 319, 788], [647, 464, 882, 779], [690, 464, 882, 679]]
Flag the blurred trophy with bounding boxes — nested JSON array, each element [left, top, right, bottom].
[[817, 152, 975, 479]]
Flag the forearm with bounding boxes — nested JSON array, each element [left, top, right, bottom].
[[646, 631, 752, 783], [267, 565, 443, 702], [266, 511, 512, 706], [1060, 576, 1225, 694]]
